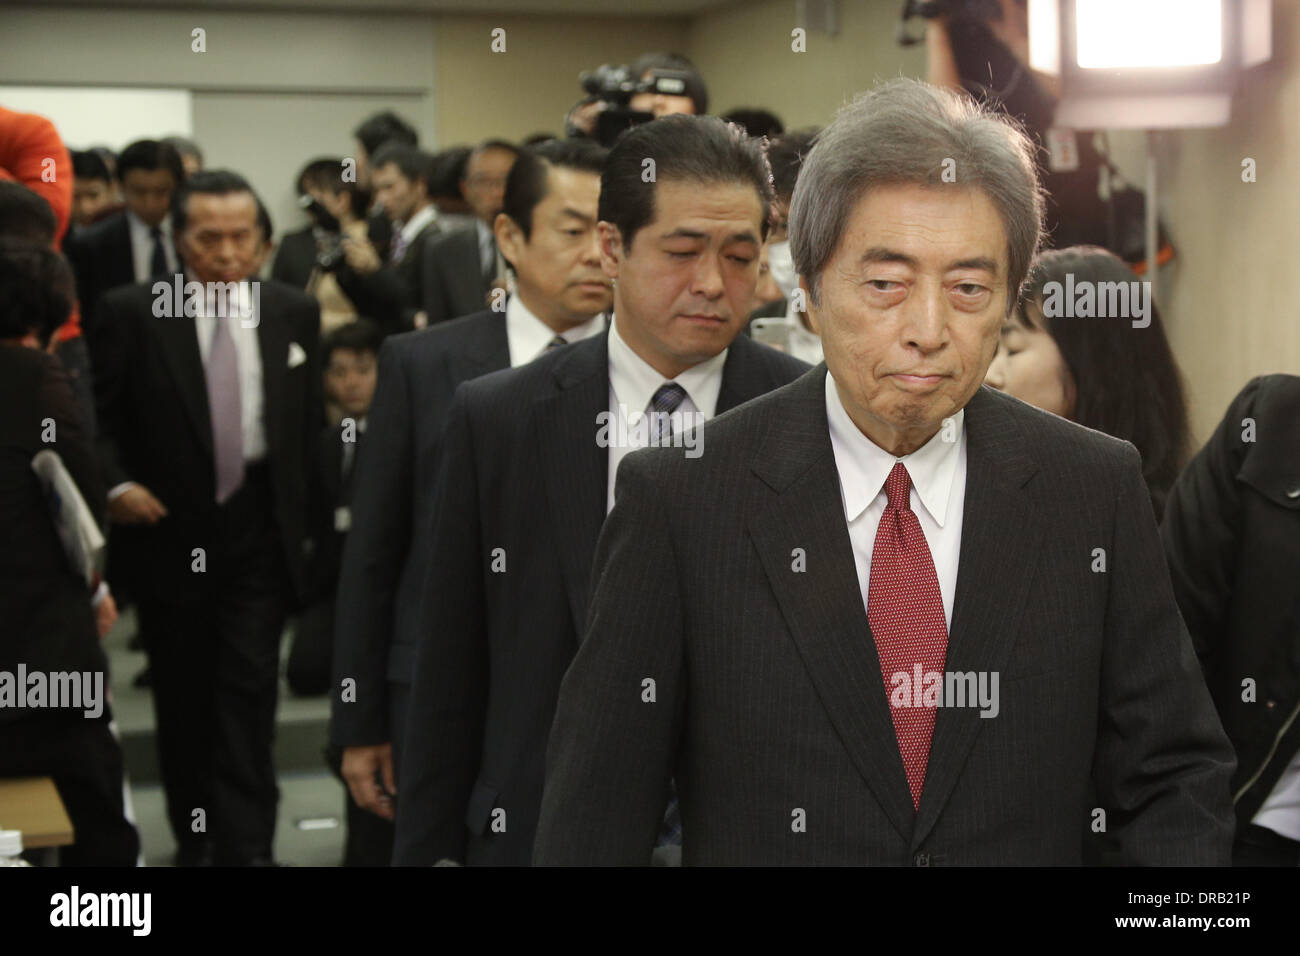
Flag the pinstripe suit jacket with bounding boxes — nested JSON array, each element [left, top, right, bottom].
[[534, 366, 1236, 865], [393, 331, 810, 865]]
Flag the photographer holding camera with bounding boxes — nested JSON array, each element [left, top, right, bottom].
[[272, 157, 375, 336], [565, 52, 708, 148]]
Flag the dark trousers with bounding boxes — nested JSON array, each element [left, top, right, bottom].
[[320, 681, 407, 866], [1233, 823, 1300, 866], [0, 712, 139, 866], [137, 465, 290, 865], [324, 742, 395, 867]]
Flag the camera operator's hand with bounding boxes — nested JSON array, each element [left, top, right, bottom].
[[341, 234, 383, 275], [565, 98, 605, 137], [925, 16, 963, 90]]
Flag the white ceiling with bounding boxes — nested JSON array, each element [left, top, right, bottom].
[[33, 0, 744, 16]]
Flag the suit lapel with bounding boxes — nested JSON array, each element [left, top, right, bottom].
[[256, 294, 290, 461], [715, 334, 773, 412], [445, 311, 510, 384], [747, 368, 918, 842], [910, 385, 1041, 849], [533, 336, 609, 637], [153, 301, 212, 458], [111, 216, 134, 286], [451, 230, 486, 308]]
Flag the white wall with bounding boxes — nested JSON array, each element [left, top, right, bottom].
[[0, 4, 436, 243]]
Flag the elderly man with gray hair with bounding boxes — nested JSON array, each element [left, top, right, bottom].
[[533, 78, 1235, 865]]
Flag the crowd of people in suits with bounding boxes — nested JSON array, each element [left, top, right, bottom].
[[1, 40, 1297, 868]]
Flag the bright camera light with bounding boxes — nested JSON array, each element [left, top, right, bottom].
[[1028, 0, 1061, 75], [1076, 0, 1223, 69]]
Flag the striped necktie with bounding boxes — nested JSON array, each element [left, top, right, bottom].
[[650, 381, 688, 846]]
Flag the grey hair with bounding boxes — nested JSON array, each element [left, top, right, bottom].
[[788, 77, 1044, 313]]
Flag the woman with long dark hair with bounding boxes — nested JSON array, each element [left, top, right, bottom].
[[985, 245, 1190, 520]]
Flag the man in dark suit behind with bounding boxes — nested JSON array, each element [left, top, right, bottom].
[[334, 144, 445, 335], [94, 171, 322, 866], [418, 139, 520, 326], [393, 115, 809, 866], [65, 139, 186, 340], [534, 79, 1235, 866], [332, 136, 612, 828]]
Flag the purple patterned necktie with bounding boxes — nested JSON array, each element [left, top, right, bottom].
[[206, 315, 244, 503]]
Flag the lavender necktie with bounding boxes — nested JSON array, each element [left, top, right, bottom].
[[389, 227, 409, 265], [206, 316, 244, 503]]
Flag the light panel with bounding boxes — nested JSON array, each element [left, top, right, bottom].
[[1076, 0, 1223, 69]]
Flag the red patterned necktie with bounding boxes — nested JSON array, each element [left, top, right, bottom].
[[867, 461, 949, 810]]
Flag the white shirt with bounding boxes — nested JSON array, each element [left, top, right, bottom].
[[193, 280, 267, 463], [606, 314, 727, 513], [506, 293, 604, 367], [1253, 751, 1300, 840], [396, 204, 438, 254], [784, 298, 824, 366], [825, 370, 966, 631], [126, 210, 178, 282]]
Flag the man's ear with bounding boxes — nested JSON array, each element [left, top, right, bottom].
[[494, 211, 522, 270], [597, 221, 622, 281], [798, 275, 820, 335]]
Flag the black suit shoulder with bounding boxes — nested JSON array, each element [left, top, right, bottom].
[[454, 331, 595, 411], [258, 276, 320, 331], [1220, 373, 1300, 470], [988, 384, 1134, 466], [387, 308, 501, 362], [634, 372, 1134, 495], [0, 344, 54, 415], [100, 276, 318, 330], [271, 226, 318, 288], [723, 331, 812, 389], [426, 224, 478, 256], [70, 209, 129, 252]]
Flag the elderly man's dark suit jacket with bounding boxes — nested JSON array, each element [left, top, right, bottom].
[[330, 310, 511, 764], [534, 367, 1236, 865], [393, 332, 809, 866], [92, 279, 322, 603]]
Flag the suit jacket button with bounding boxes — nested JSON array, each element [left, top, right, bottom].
[[914, 852, 930, 867]]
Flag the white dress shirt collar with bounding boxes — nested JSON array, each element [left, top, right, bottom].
[[475, 218, 493, 256], [398, 204, 437, 245], [825, 370, 964, 527], [127, 210, 176, 282], [505, 293, 604, 366], [127, 208, 172, 241], [608, 313, 727, 418]]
